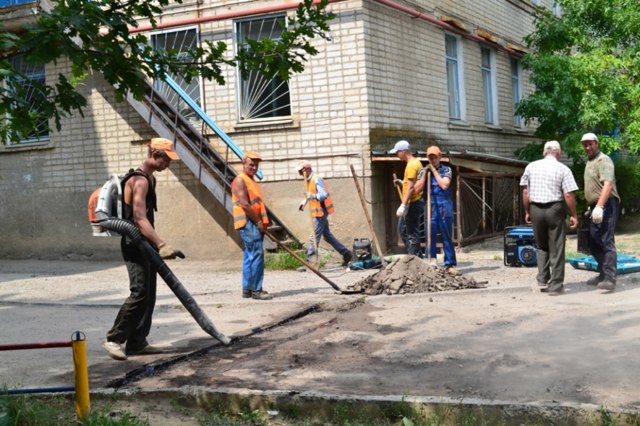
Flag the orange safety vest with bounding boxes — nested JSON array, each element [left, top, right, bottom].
[[307, 174, 335, 217], [232, 173, 269, 230]]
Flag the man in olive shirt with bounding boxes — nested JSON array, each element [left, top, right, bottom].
[[390, 140, 424, 257], [581, 132, 621, 291]]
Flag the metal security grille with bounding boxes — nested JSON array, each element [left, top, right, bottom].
[[235, 15, 291, 121], [9, 55, 48, 143], [150, 27, 202, 124], [458, 173, 521, 243]]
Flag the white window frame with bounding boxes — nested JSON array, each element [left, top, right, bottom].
[[481, 47, 498, 126], [445, 33, 466, 122], [234, 14, 292, 123], [4, 55, 50, 146], [149, 26, 203, 122], [511, 58, 523, 128]]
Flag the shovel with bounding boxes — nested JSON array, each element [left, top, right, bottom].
[[264, 231, 361, 294]]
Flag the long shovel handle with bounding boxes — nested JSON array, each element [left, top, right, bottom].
[[426, 170, 432, 265], [264, 231, 349, 293], [349, 164, 387, 267], [392, 173, 403, 200]]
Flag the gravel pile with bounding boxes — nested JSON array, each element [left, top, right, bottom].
[[348, 255, 485, 295]]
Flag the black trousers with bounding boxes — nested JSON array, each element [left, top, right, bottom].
[[589, 198, 619, 283], [530, 202, 567, 290], [106, 238, 158, 352]]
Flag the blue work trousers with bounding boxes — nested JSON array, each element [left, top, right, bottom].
[[589, 198, 619, 283], [427, 198, 457, 267], [239, 221, 265, 292], [307, 215, 349, 258], [399, 199, 425, 257]]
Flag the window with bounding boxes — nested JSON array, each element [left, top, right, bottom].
[[445, 34, 465, 121], [511, 58, 523, 128], [552, 3, 562, 16], [8, 55, 48, 144], [235, 15, 291, 121], [481, 47, 498, 125], [150, 27, 202, 123]]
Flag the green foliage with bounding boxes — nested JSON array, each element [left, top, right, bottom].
[[264, 249, 306, 270], [612, 157, 640, 209], [0, 0, 334, 143], [0, 394, 149, 426], [518, 0, 640, 153]]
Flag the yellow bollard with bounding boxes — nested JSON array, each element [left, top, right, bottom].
[[72, 331, 91, 420]]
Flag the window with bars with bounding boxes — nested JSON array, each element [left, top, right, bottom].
[[150, 27, 202, 123], [481, 47, 498, 125], [8, 55, 48, 144], [235, 15, 291, 122], [445, 34, 465, 121], [511, 58, 523, 128]]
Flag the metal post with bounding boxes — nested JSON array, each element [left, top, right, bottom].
[[72, 331, 90, 420]]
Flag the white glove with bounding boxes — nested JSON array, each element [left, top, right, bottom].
[[298, 200, 306, 211], [396, 204, 408, 217], [591, 206, 604, 224]]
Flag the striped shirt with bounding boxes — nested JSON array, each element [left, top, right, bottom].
[[520, 156, 578, 203]]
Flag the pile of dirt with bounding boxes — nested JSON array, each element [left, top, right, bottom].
[[348, 255, 485, 295]]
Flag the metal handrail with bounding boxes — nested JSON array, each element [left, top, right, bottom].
[[161, 74, 263, 180]]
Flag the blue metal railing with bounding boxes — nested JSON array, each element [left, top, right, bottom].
[[162, 74, 263, 180], [0, 0, 35, 7]]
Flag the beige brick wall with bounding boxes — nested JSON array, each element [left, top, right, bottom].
[[0, 0, 542, 260]]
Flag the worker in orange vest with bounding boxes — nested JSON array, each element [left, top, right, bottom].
[[297, 160, 353, 267], [231, 151, 273, 300]]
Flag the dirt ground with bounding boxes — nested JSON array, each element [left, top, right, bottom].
[[2, 217, 640, 425], [130, 222, 640, 422]]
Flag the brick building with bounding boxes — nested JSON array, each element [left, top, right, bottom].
[[0, 0, 556, 261]]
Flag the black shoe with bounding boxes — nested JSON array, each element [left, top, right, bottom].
[[342, 252, 353, 267], [252, 290, 273, 300], [586, 276, 604, 286], [541, 286, 565, 296], [242, 290, 252, 298]]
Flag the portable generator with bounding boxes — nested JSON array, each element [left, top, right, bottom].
[[353, 238, 372, 262], [503, 226, 537, 267]]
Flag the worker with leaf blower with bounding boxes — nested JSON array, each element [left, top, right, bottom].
[[297, 160, 353, 267], [103, 138, 184, 361], [231, 151, 273, 300]]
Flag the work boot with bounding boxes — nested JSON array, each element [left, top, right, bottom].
[[242, 290, 252, 298], [586, 275, 604, 286], [446, 266, 456, 276], [597, 280, 616, 291], [342, 252, 353, 267], [252, 290, 273, 300], [102, 341, 127, 361]]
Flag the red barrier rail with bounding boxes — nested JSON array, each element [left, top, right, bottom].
[[0, 331, 91, 420]]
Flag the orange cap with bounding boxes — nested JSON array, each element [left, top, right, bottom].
[[242, 150, 262, 161], [426, 146, 441, 156], [149, 138, 179, 160]]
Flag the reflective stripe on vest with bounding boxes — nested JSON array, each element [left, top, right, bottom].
[[307, 174, 335, 217], [232, 173, 269, 230]]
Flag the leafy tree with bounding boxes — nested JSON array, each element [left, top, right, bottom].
[[516, 0, 640, 161], [0, 0, 334, 143]]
